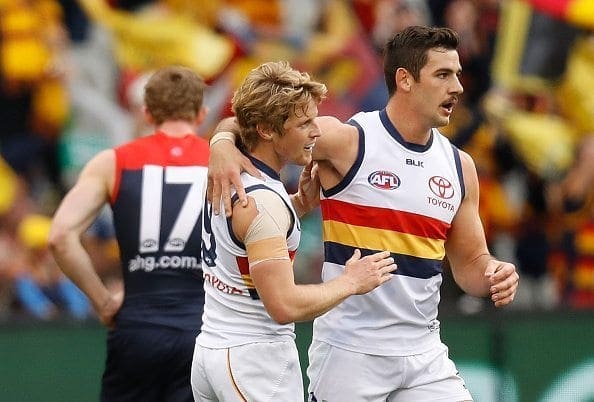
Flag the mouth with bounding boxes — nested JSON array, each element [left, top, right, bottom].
[[440, 98, 457, 114], [304, 143, 315, 152]]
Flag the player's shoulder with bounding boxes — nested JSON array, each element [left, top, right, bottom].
[[190, 133, 210, 146], [114, 133, 156, 153], [79, 148, 115, 180], [88, 148, 115, 168], [316, 115, 357, 133], [249, 187, 287, 209]]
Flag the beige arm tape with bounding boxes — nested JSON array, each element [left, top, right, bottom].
[[244, 189, 292, 268], [209, 131, 236, 147]]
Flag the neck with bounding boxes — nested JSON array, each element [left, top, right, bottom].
[[251, 142, 282, 174], [156, 120, 196, 137], [385, 98, 431, 145]]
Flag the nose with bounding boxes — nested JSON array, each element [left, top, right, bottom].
[[451, 76, 464, 95], [311, 120, 322, 138]]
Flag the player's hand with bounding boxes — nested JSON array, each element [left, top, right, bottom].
[[295, 161, 320, 216], [207, 140, 261, 217], [98, 291, 123, 329], [484, 259, 519, 307], [344, 250, 396, 295]]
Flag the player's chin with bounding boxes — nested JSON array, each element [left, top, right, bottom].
[[434, 115, 450, 128], [296, 153, 313, 166]]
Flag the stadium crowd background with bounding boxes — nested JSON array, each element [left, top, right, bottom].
[[0, 0, 593, 323]]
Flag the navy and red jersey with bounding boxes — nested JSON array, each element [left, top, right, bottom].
[[110, 131, 209, 331]]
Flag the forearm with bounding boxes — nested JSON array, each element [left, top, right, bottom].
[[266, 276, 354, 324], [451, 253, 493, 297], [211, 117, 239, 143], [50, 234, 111, 312]]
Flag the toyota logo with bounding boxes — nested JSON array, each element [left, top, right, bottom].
[[428, 176, 454, 199]]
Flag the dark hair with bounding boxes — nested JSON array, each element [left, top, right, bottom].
[[144, 65, 206, 125], [383, 26, 459, 96]]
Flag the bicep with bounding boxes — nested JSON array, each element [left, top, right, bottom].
[[250, 249, 295, 306], [52, 151, 113, 235], [234, 190, 296, 313], [313, 116, 359, 163], [240, 189, 292, 266], [445, 152, 489, 271]]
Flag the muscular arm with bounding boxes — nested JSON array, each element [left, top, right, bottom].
[[207, 117, 261, 216], [311, 116, 360, 190], [445, 151, 519, 307], [232, 191, 395, 324], [48, 150, 123, 326]]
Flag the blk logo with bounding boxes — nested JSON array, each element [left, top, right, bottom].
[[406, 158, 424, 168], [428, 176, 454, 199], [368, 171, 401, 190]]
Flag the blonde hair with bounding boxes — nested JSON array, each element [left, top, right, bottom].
[[232, 61, 327, 151]]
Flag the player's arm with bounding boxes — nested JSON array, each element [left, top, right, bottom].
[[207, 117, 261, 216], [207, 117, 321, 217], [233, 190, 395, 324], [208, 115, 359, 216], [311, 116, 359, 168], [48, 150, 123, 326], [290, 161, 320, 218], [444, 151, 519, 307]]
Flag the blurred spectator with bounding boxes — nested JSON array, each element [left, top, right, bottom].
[[443, 0, 492, 104], [361, 0, 432, 111], [57, 0, 92, 42], [14, 214, 91, 320], [547, 135, 594, 308], [371, 0, 432, 52], [77, 0, 235, 83], [0, 0, 70, 202], [482, 0, 594, 309], [0, 156, 31, 319]]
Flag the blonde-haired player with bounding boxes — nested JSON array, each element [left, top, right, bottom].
[[191, 61, 396, 401]]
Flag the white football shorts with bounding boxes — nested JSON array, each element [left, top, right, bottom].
[[192, 340, 304, 401], [307, 340, 473, 402]]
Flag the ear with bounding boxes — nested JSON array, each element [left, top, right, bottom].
[[396, 68, 412, 92], [143, 106, 155, 125], [256, 124, 273, 141], [195, 106, 208, 125]]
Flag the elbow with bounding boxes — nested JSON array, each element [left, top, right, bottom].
[[47, 224, 70, 256], [266, 304, 297, 325], [273, 316, 293, 325]]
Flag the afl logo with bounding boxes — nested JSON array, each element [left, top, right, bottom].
[[428, 176, 454, 199], [168, 238, 185, 248], [142, 239, 157, 249], [368, 171, 401, 190]]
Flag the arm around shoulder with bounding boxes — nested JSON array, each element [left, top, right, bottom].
[[313, 116, 359, 162], [208, 117, 261, 216]]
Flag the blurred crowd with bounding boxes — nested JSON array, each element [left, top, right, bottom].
[[1, 0, 593, 322]]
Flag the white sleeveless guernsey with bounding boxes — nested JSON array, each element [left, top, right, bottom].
[[198, 157, 301, 348], [313, 109, 465, 356]]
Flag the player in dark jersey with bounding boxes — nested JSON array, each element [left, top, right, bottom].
[[49, 65, 209, 402]]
